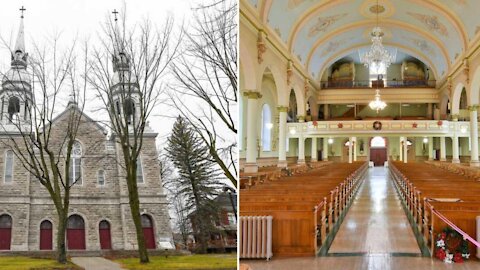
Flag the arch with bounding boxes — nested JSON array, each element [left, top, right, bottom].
[[7, 96, 20, 121], [469, 66, 480, 106], [439, 93, 450, 119], [99, 220, 112, 250], [291, 83, 306, 118], [39, 220, 53, 250], [306, 95, 318, 121], [258, 64, 288, 106], [0, 214, 12, 250], [124, 98, 136, 125], [141, 214, 156, 249], [261, 104, 272, 151], [451, 83, 467, 115], [67, 214, 86, 250], [287, 89, 297, 122], [370, 137, 387, 148], [370, 137, 388, 166]]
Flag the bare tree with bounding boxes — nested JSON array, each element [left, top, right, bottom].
[[169, 0, 237, 188], [0, 29, 89, 263], [87, 10, 181, 263]]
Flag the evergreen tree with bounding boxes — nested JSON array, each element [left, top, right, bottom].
[[166, 116, 222, 253]]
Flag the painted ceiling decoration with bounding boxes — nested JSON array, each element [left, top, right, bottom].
[[244, 0, 480, 81]]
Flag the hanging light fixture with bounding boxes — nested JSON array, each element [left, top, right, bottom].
[[369, 89, 387, 113], [360, 0, 394, 70]]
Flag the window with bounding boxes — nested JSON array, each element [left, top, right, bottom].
[[97, 170, 105, 186], [124, 99, 135, 125], [369, 62, 386, 87], [115, 100, 121, 115], [371, 137, 386, 148], [8, 97, 20, 122], [4, 150, 14, 183], [261, 104, 272, 151], [227, 213, 236, 225], [68, 141, 82, 185], [136, 159, 144, 183]]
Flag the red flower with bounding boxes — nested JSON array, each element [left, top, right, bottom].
[[313, 121, 318, 127], [438, 120, 443, 126], [412, 123, 418, 128], [454, 252, 463, 263], [338, 123, 343, 128], [436, 249, 446, 261]]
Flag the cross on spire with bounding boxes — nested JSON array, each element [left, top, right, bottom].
[[112, 9, 118, 22], [20, 6, 26, 19]]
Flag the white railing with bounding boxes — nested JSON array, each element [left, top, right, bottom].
[[286, 120, 472, 137]]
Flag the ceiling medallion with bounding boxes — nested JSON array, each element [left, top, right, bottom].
[[369, 5, 385, 14]]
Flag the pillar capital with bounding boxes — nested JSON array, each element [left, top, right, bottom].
[[468, 104, 479, 111], [277, 106, 288, 112], [243, 91, 262, 99]]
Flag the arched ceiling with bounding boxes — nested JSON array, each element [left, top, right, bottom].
[[245, 0, 479, 80]]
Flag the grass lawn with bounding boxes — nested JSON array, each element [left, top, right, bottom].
[[0, 256, 81, 270], [116, 254, 237, 270]]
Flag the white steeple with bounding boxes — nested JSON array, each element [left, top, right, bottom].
[[11, 6, 27, 68]]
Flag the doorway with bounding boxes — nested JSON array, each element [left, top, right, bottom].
[[40, 220, 53, 250], [0, 214, 12, 250], [99, 220, 112, 250], [67, 215, 86, 250], [141, 215, 156, 249], [370, 137, 387, 166]]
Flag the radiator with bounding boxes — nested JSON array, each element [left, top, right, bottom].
[[240, 216, 273, 260]]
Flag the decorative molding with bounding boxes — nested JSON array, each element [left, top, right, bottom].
[[463, 58, 469, 84], [243, 91, 263, 99], [277, 106, 289, 112], [468, 105, 479, 111], [297, 115, 305, 122], [257, 30, 267, 64], [286, 60, 293, 85]]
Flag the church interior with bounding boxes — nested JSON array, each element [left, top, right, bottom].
[[239, 0, 480, 268]]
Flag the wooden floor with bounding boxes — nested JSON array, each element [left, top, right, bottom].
[[243, 166, 480, 269], [329, 167, 420, 254]]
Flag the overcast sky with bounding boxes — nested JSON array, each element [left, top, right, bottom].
[[0, 0, 195, 146]]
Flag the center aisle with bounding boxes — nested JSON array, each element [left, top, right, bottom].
[[328, 166, 420, 255]]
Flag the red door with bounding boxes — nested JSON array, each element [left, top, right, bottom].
[[99, 220, 112, 250], [67, 215, 86, 250], [370, 148, 387, 166], [141, 215, 155, 249], [40, 220, 53, 250], [0, 214, 12, 250]]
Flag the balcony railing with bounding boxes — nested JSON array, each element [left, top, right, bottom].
[[320, 79, 436, 89]]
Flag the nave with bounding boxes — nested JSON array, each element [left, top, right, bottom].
[[243, 165, 480, 270]]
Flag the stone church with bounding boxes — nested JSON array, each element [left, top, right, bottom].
[[0, 15, 172, 251]]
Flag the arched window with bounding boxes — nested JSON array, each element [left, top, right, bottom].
[[371, 137, 386, 148], [124, 99, 135, 125], [261, 104, 272, 151], [8, 96, 20, 122], [68, 141, 82, 185], [97, 170, 105, 186], [4, 150, 14, 183], [459, 88, 467, 110], [0, 214, 12, 229], [67, 215, 84, 229], [287, 90, 297, 122], [136, 158, 144, 184]]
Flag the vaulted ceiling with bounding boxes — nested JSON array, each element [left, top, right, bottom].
[[244, 0, 480, 81]]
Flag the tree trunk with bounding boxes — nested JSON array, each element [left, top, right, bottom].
[[127, 173, 149, 263], [56, 210, 68, 264]]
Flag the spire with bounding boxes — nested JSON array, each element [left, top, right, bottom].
[[11, 6, 27, 68], [112, 9, 129, 73]]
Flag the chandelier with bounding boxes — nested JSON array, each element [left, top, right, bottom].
[[360, 1, 394, 70], [369, 89, 387, 112]]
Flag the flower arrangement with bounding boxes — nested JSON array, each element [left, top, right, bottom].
[[337, 123, 343, 128], [435, 227, 470, 263], [437, 120, 443, 126], [412, 122, 418, 128]]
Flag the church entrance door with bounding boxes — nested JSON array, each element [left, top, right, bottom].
[[0, 214, 12, 250], [141, 215, 156, 249], [99, 220, 112, 250], [40, 220, 53, 250], [67, 215, 86, 250]]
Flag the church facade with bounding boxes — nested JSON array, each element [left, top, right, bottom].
[[0, 16, 172, 251]]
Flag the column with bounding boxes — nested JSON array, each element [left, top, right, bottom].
[[324, 104, 329, 120], [399, 137, 404, 162], [427, 103, 433, 119], [470, 106, 479, 166], [323, 138, 328, 161], [403, 137, 408, 163], [440, 136, 446, 161], [277, 106, 288, 168], [352, 137, 357, 162], [428, 136, 434, 160], [244, 91, 262, 173], [298, 136, 305, 164], [348, 137, 353, 163], [452, 134, 460, 163], [311, 138, 318, 162]]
